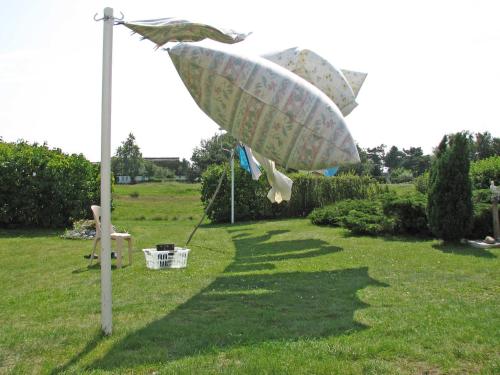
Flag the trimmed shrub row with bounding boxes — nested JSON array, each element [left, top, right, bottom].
[[200, 163, 385, 223], [0, 141, 100, 228], [415, 156, 500, 193], [309, 191, 497, 238]]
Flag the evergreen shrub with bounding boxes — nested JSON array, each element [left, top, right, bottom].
[[382, 192, 429, 235], [427, 133, 473, 241]]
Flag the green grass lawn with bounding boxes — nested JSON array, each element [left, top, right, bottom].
[[0, 182, 499, 374]]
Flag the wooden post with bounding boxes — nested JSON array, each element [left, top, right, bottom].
[[493, 197, 500, 241]]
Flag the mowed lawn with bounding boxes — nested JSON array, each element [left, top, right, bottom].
[[0, 182, 499, 374]]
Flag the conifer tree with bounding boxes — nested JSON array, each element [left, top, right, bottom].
[[427, 132, 473, 241]]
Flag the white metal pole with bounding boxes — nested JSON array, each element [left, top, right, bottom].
[[231, 150, 234, 224], [100, 6, 114, 336]]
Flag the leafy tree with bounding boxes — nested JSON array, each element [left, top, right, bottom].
[[176, 158, 190, 177], [427, 132, 473, 241], [493, 137, 500, 156], [189, 132, 237, 181], [470, 131, 500, 161], [337, 144, 367, 175], [143, 160, 174, 180], [365, 144, 386, 177], [113, 133, 144, 183], [385, 146, 404, 171], [339, 144, 387, 178], [401, 147, 431, 176]]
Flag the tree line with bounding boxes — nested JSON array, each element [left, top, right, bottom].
[[111, 133, 189, 183], [112, 131, 499, 184]]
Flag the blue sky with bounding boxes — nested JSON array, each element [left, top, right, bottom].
[[1, 0, 499, 161]]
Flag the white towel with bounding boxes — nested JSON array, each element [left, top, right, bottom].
[[252, 150, 293, 204]]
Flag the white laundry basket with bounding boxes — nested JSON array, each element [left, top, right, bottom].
[[142, 247, 190, 269]]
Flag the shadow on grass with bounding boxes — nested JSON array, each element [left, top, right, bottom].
[[82, 228, 387, 371], [432, 242, 497, 258], [340, 230, 434, 243], [72, 263, 130, 274], [0, 228, 62, 238], [226, 262, 276, 272], [51, 332, 105, 374]]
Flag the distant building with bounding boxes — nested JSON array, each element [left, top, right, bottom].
[[116, 176, 149, 184], [144, 157, 180, 170], [113, 157, 185, 184]]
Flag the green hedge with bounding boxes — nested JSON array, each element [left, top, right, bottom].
[[310, 190, 495, 238], [470, 156, 500, 189], [201, 164, 384, 223], [310, 192, 428, 236], [0, 141, 100, 228]]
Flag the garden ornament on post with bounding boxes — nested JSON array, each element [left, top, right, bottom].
[[490, 181, 500, 241]]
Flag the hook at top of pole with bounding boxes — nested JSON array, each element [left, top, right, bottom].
[[93, 10, 124, 23]]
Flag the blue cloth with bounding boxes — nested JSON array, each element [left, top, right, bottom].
[[324, 167, 339, 177], [238, 145, 251, 173]]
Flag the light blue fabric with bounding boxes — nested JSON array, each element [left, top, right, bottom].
[[238, 145, 251, 173], [324, 167, 339, 177]]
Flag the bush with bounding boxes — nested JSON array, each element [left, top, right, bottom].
[[382, 192, 429, 235], [310, 193, 427, 236], [473, 189, 492, 204], [342, 209, 395, 236], [470, 203, 499, 239], [309, 200, 369, 226], [200, 164, 280, 223], [0, 141, 100, 228], [201, 164, 384, 223], [470, 156, 500, 189], [414, 171, 429, 194], [310, 198, 392, 235], [390, 168, 414, 184], [310, 185, 491, 239], [427, 133, 473, 241]]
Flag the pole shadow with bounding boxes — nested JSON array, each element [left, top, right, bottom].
[[50, 332, 104, 374], [82, 227, 387, 371]]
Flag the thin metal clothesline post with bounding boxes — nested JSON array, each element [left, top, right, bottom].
[[231, 150, 234, 224]]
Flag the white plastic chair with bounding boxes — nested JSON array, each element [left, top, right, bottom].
[[90, 205, 133, 268]]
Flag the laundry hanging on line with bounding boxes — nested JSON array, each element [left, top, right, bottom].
[[237, 145, 261, 180]]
